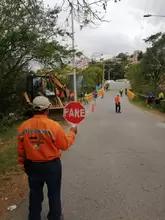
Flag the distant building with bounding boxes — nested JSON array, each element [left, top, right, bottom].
[[75, 58, 89, 69], [91, 53, 112, 62], [110, 56, 122, 62], [127, 50, 141, 64]]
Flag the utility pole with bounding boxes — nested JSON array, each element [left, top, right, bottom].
[[71, 0, 77, 101], [108, 70, 110, 80], [102, 59, 105, 88]]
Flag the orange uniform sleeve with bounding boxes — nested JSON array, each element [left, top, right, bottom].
[[55, 123, 76, 151], [17, 126, 26, 165]]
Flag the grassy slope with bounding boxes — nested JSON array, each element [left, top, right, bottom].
[[130, 97, 165, 119], [0, 125, 18, 176]]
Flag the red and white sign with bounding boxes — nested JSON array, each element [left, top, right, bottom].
[[63, 102, 86, 124]]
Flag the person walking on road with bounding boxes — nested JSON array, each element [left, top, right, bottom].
[[17, 96, 77, 220], [115, 94, 121, 113], [119, 88, 123, 97], [84, 92, 88, 105], [93, 90, 98, 106], [101, 88, 104, 99]]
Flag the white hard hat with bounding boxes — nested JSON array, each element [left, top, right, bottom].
[[32, 96, 51, 111]]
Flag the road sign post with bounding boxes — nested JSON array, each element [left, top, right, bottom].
[[63, 102, 86, 124]]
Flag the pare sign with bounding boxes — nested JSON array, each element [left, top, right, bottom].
[[63, 102, 86, 124]]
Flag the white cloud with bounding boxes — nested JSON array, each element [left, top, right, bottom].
[[43, 0, 165, 56]]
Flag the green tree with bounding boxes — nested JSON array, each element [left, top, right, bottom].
[[141, 32, 165, 88], [0, 0, 73, 117], [82, 65, 102, 92], [126, 32, 165, 95], [116, 53, 128, 66], [104, 60, 125, 80]]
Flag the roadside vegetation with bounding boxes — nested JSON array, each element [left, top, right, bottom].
[[124, 32, 165, 113]]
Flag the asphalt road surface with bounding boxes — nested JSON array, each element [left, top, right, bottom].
[[7, 85, 165, 220]]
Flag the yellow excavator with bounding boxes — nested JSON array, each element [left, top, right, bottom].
[[24, 71, 70, 111]]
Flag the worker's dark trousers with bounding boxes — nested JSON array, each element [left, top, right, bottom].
[[115, 103, 121, 113], [27, 158, 62, 220]]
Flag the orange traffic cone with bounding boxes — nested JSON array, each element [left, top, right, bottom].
[[92, 104, 95, 112]]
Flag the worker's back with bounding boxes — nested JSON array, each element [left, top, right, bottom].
[[159, 92, 164, 99], [93, 91, 97, 98], [18, 115, 68, 162], [17, 95, 77, 220], [115, 96, 120, 103]]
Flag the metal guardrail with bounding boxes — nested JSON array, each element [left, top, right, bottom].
[[127, 91, 165, 104], [127, 90, 136, 100]]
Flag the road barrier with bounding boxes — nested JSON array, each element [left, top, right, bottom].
[[78, 89, 103, 103], [127, 91, 165, 111], [87, 89, 102, 101], [127, 89, 136, 100]]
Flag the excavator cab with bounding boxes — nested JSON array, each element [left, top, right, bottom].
[[24, 74, 65, 109], [26, 75, 55, 100]]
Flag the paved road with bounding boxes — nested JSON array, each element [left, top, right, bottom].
[[110, 81, 131, 91], [7, 89, 165, 220]]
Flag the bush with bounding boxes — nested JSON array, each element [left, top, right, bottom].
[[159, 101, 165, 112]]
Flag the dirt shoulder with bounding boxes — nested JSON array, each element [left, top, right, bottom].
[[0, 120, 69, 219]]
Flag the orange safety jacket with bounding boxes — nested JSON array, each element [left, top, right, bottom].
[[56, 89, 60, 96], [60, 92, 65, 98], [17, 115, 75, 164], [70, 93, 74, 98], [115, 96, 120, 104]]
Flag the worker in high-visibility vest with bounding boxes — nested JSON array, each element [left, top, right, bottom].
[[101, 88, 104, 99], [56, 88, 60, 96], [93, 90, 98, 106], [17, 96, 77, 220], [159, 92, 164, 101], [60, 91, 65, 101], [69, 91, 74, 101], [84, 92, 88, 105], [119, 88, 123, 97], [115, 94, 121, 113]]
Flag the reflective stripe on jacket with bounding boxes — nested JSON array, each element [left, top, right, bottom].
[[17, 115, 75, 164]]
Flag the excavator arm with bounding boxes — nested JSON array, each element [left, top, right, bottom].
[[42, 72, 70, 97], [24, 72, 70, 111]]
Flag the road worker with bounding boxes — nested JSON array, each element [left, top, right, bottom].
[[115, 94, 121, 113], [119, 88, 123, 97], [60, 91, 65, 101], [125, 88, 127, 95], [69, 91, 74, 101], [159, 91, 164, 101], [84, 92, 88, 105], [56, 88, 60, 96], [147, 91, 153, 107], [93, 89, 98, 106], [101, 88, 104, 99], [17, 96, 77, 220]]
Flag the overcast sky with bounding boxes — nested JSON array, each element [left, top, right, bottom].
[[43, 0, 165, 58]]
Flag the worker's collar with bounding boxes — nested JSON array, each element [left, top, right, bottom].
[[33, 114, 48, 118]]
